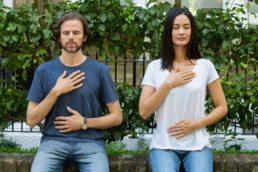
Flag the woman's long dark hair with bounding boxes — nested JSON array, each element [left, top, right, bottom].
[[160, 7, 201, 70]]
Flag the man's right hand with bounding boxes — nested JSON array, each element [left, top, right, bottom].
[[53, 70, 85, 96]]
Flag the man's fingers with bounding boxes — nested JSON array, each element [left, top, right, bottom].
[[67, 70, 81, 79], [54, 120, 67, 125], [73, 76, 85, 85], [66, 106, 81, 116], [55, 116, 68, 121], [72, 83, 84, 90], [66, 106, 75, 113], [58, 71, 67, 79], [71, 72, 85, 81], [55, 125, 67, 129]]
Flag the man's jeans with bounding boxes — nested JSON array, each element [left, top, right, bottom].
[[149, 146, 213, 172], [31, 139, 109, 172]]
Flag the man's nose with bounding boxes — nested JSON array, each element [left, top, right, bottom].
[[69, 33, 74, 39]]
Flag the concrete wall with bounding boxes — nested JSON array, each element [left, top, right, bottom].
[[0, 153, 258, 172]]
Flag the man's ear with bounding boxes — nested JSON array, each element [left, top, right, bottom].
[[83, 35, 87, 42]]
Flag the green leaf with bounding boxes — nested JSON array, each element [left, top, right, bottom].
[[36, 49, 47, 56], [11, 35, 18, 42], [111, 33, 120, 41], [29, 24, 35, 30], [246, 3, 251, 9], [250, 96, 256, 103], [112, 131, 121, 140], [43, 29, 53, 39], [222, 41, 229, 49], [202, 28, 209, 36], [121, 23, 128, 32], [151, 20, 159, 27], [4, 36, 10, 42], [201, 39, 208, 47], [240, 62, 248, 69], [31, 35, 41, 43], [98, 24, 106, 35], [100, 14, 107, 22], [107, 12, 115, 21], [138, 10, 145, 20], [233, 73, 243, 81]]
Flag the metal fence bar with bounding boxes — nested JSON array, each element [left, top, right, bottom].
[[123, 54, 127, 83]]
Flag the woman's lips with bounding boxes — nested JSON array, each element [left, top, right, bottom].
[[177, 38, 185, 41]]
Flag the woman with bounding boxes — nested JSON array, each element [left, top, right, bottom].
[[139, 7, 228, 172]]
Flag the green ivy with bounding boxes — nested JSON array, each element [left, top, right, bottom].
[[0, 0, 257, 142], [195, 7, 258, 133], [0, 80, 28, 130], [104, 83, 154, 142]]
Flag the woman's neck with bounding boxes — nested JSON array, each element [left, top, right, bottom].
[[173, 46, 188, 63]]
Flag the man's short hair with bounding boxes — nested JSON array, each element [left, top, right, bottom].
[[54, 13, 91, 49]]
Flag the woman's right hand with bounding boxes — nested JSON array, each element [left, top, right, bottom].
[[53, 70, 85, 96], [164, 68, 195, 88]]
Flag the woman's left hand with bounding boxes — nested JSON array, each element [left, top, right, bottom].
[[167, 119, 202, 139]]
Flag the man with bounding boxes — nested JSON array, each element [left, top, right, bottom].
[[26, 13, 122, 172]]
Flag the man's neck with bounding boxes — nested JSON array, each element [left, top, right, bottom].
[[60, 50, 86, 66]]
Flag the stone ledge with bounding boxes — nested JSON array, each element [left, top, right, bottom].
[[0, 153, 258, 172]]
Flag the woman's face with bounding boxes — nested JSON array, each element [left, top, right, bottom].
[[172, 14, 191, 47]]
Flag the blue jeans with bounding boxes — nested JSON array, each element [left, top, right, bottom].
[[31, 139, 109, 172], [149, 146, 213, 172]]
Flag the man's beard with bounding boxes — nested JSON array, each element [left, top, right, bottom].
[[61, 41, 83, 53]]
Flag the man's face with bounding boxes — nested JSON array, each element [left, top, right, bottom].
[[60, 19, 86, 53]]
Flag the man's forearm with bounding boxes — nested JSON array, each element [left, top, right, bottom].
[[87, 112, 122, 129], [87, 101, 122, 129], [26, 88, 60, 128]]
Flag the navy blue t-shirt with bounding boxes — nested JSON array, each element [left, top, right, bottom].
[[27, 56, 118, 147]]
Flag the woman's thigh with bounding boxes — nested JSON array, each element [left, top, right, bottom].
[[183, 146, 213, 172], [149, 149, 181, 172]]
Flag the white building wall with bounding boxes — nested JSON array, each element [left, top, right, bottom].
[[3, 0, 14, 7], [133, 0, 258, 24]]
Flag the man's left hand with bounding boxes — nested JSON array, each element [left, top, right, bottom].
[[54, 106, 83, 133]]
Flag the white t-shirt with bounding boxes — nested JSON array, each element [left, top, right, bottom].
[[142, 58, 219, 151]]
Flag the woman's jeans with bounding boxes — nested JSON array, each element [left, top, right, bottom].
[[149, 146, 213, 172], [31, 139, 109, 172]]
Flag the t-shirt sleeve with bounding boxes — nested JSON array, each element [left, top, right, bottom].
[[207, 60, 219, 85], [141, 62, 155, 87], [27, 67, 45, 103], [99, 67, 118, 104]]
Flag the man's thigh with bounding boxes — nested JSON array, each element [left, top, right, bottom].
[[73, 142, 109, 172], [183, 146, 213, 172], [149, 149, 181, 172], [31, 140, 70, 172]]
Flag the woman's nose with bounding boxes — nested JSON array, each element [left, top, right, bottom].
[[179, 28, 184, 35]]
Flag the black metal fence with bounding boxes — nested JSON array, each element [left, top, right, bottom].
[[0, 51, 151, 133], [0, 52, 257, 135]]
